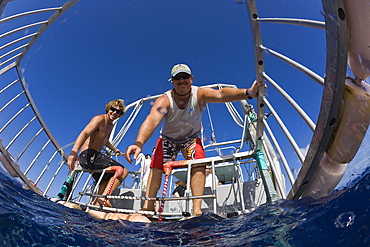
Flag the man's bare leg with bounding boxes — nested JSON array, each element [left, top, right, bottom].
[[191, 166, 206, 216], [94, 168, 128, 207], [142, 167, 162, 211]]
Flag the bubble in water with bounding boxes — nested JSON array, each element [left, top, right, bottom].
[[157, 107, 167, 115], [334, 212, 355, 228]]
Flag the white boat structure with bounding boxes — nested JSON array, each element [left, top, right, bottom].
[[0, 0, 369, 221]]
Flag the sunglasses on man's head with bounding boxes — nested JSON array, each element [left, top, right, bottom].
[[110, 106, 122, 114], [172, 74, 191, 81]]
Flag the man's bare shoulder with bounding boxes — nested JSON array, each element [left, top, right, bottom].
[[89, 114, 106, 124], [148, 93, 170, 116], [154, 93, 170, 106]]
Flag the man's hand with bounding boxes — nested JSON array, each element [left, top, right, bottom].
[[124, 142, 143, 164], [67, 152, 78, 171], [249, 80, 266, 98]]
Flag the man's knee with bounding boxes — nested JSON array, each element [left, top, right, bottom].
[[191, 165, 206, 175], [121, 167, 129, 179]]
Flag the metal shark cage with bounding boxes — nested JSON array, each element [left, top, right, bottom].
[[1, 0, 365, 219]]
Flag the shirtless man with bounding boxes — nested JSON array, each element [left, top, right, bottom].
[[67, 99, 129, 207], [124, 64, 264, 216]]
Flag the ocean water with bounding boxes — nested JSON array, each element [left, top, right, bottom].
[[0, 167, 369, 247]]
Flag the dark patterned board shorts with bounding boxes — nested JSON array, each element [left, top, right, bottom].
[[151, 137, 205, 170], [79, 149, 125, 181]]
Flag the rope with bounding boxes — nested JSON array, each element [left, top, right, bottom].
[[101, 176, 116, 208], [206, 103, 223, 155], [112, 100, 144, 146], [101, 166, 124, 209], [78, 192, 215, 201], [79, 192, 160, 201], [216, 84, 244, 127]]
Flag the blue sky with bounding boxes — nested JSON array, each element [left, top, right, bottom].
[[1, 0, 337, 194]]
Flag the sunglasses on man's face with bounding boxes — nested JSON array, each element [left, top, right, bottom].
[[110, 106, 122, 115], [172, 74, 191, 81]]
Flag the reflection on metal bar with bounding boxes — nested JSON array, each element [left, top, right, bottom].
[[257, 18, 325, 30]]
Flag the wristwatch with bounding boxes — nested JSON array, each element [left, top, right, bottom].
[[246, 89, 252, 100]]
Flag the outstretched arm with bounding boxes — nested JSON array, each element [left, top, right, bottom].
[[67, 116, 101, 171], [124, 94, 169, 163], [200, 80, 265, 105]]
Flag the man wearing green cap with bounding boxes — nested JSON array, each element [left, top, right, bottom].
[[125, 63, 264, 217]]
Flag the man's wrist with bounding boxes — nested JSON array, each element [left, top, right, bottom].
[[134, 141, 143, 148], [245, 89, 252, 100]]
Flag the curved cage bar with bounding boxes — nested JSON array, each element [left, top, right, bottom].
[[0, 1, 79, 194]]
